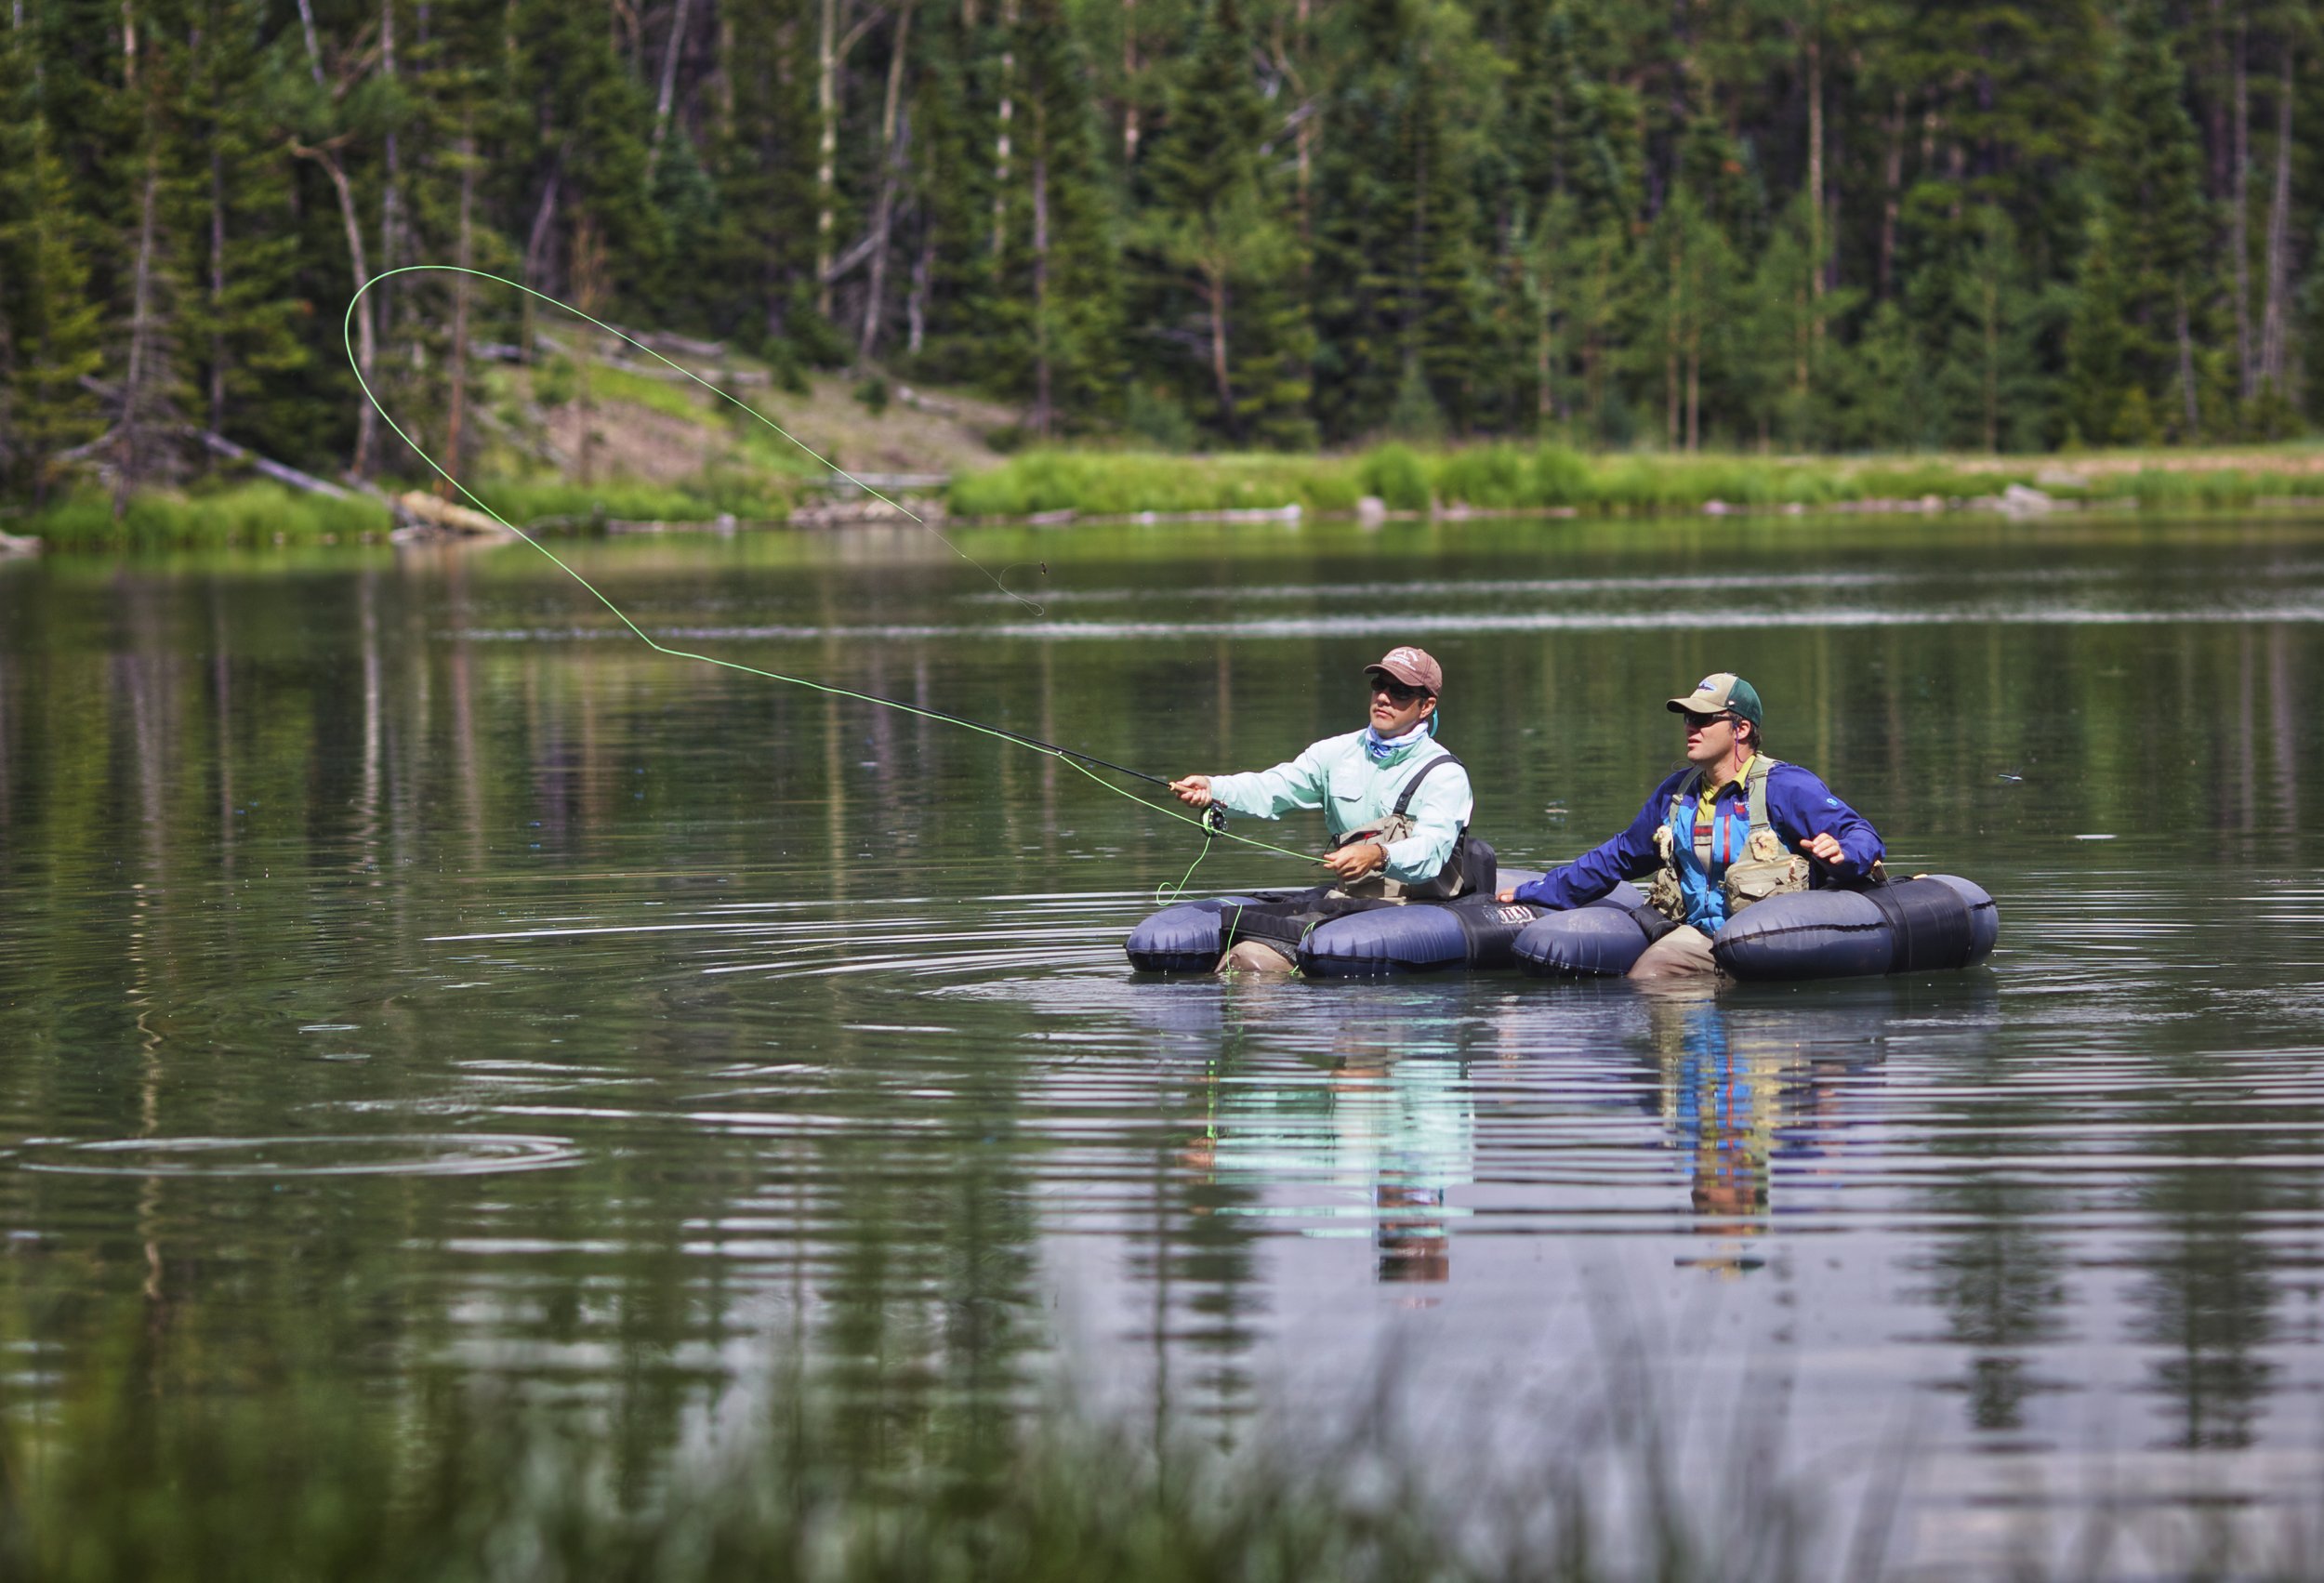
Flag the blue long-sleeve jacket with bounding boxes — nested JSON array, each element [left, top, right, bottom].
[[1510, 760, 1883, 917]]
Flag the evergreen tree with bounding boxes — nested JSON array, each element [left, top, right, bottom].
[[0, 25, 106, 500], [1133, 0, 1311, 446], [2089, 0, 2213, 439], [1001, 0, 1120, 433], [185, 0, 310, 455], [1309, 0, 1494, 442]]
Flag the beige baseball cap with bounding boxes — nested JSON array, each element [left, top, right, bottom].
[[1666, 672, 1763, 724], [1366, 646, 1443, 694]]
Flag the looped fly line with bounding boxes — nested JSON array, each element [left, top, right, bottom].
[[342, 266, 1317, 885]]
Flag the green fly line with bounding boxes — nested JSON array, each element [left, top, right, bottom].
[[343, 265, 1317, 898]]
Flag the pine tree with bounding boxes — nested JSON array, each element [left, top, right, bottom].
[[1310, 0, 1494, 442], [2090, 1, 2213, 439], [184, 0, 310, 458], [1011, 0, 1120, 433], [1131, 0, 1312, 446], [2063, 205, 2135, 445]]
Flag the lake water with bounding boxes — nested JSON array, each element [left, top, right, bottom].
[[4, 513, 2323, 1574]]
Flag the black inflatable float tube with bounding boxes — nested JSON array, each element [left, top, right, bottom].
[[1512, 875, 1997, 983], [1124, 864, 1549, 978], [1711, 875, 1997, 981]]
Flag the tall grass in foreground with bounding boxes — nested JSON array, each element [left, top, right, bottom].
[[949, 445, 2291, 520], [3, 1340, 2318, 1583]]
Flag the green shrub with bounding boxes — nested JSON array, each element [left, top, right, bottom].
[[1357, 444, 1433, 511], [24, 485, 391, 550], [1433, 444, 1530, 509], [1530, 445, 1592, 506]]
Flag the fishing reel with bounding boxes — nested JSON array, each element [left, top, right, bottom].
[[1202, 805, 1230, 837]]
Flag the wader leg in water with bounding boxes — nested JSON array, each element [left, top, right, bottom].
[[1222, 940, 1299, 973], [1628, 924, 1722, 982]]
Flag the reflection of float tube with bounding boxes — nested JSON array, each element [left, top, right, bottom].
[[1123, 872, 1553, 977], [1513, 875, 1999, 983]]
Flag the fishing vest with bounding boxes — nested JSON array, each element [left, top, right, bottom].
[[1646, 756, 1809, 930], [1327, 750, 1480, 902]]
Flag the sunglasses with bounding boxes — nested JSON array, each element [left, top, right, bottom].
[[1682, 710, 1734, 730], [1371, 680, 1427, 705]]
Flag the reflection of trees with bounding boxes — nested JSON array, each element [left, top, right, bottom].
[[1924, 1174, 2067, 1433], [2128, 1076, 2283, 1450]]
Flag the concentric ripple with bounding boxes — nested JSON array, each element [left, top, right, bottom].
[[14, 1133, 583, 1178]]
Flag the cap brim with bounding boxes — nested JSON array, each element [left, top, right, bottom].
[[1368, 665, 1430, 690]]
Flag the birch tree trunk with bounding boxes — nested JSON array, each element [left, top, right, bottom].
[[115, 144, 165, 517], [442, 129, 477, 490], [1282, 0, 1312, 259], [2234, 20, 2251, 397], [1206, 264, 1232, 433], [1665, 231, 1680, 449], [2176, 290, 2199, 434], [1878, 91, 1903, 298], [646, 0, 693, 182], [858, 0, 914, 364], [1807, 28, 1824, 361], [1120, 0, 1137, 164], [2258, 47, 2293, 390], [290, 9, 376, 472], [907, 236, 931, 356], [1535, 247, 1552, 426], [296, 0, 324, 85], [991, 0, 1018, 257], [521, 155, 561, 359], [1030, 136, 1050, 436], [378, 0, 401, 348], [208, 72, 227, 435], [297, 142, 377, 475], [816, 0, 839, 316]]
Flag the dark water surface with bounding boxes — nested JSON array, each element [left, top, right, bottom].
[[5, 515, 2324, 1571]]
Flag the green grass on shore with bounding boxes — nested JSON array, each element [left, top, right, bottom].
[[7, 445, 2306, 553], [949, 444, 2300, 520], [13, 484, 394, 550]]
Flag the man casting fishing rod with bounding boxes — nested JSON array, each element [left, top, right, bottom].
[[1170, 647, 1476, 971]]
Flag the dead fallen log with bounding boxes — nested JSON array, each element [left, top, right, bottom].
[[191, 429, 355, 500], [788, 495, 942, 529], [393, 490, 513, 538]]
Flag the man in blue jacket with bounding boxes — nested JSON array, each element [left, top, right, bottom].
[[1499, 673, 1882, 980], [1171, 645, 1474, 970]]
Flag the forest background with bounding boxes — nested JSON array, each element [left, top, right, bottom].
[[0, 0, 2318, 528]]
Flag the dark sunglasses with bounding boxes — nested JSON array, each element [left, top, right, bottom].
[[1682, 710, 1734, 730], [1370, 679, 1427, 705]]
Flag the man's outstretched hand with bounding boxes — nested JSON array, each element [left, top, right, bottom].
[[1321, 840, 1386, 882], [1169, 775, 1213, 810]]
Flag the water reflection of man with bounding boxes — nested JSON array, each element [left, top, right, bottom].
[[1644, 996, 1865, 1275], [1170, 647, 1475, 972], [1331, 1054, 1463, 1292], [1500, 673, 1882, 981], [1176, 1037, 1474, 1292]]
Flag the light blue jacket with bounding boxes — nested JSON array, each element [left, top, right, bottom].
[[1208, 731, 1473, 884]]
